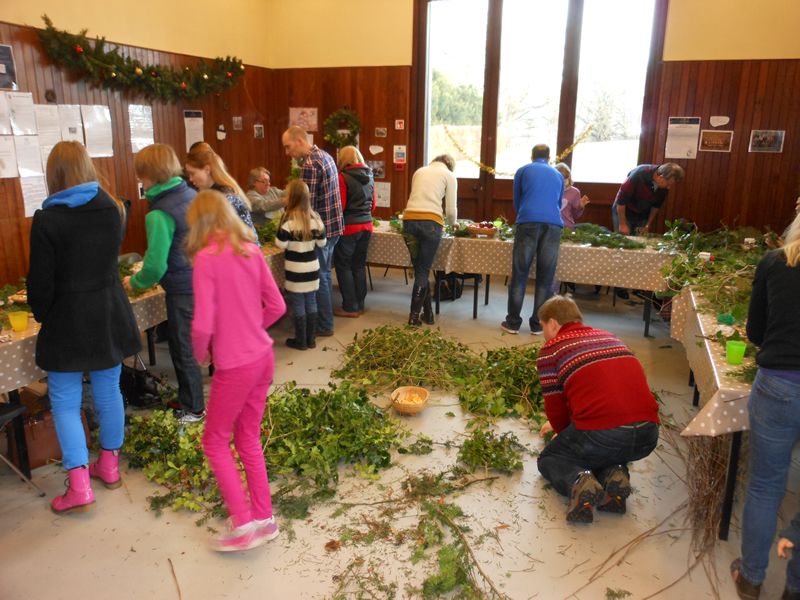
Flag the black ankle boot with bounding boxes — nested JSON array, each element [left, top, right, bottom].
[[286, 316, 308, 350], [306, 312, 317, 349], [421, 284, 434, 325], [408, 284, 425, 326]]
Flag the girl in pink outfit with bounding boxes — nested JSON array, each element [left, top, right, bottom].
[[186, 190, 286, 552], [554, 162, 589, 231]]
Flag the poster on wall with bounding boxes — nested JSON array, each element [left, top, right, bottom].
[[184, 110, 204, 151], [7, 92, 36, 136], [128, 104, 154, 153], [375, 182, 391, 208], [14, 135, 44, 177], [698, 130, 733, 153], [0, 45, 17, 90], [34, 104, 63, 168], [0, 135, 19, 178], [748, 129, 785, 153], [665, 116, 700, 159], [289, 107, 318, 132], [21, 176, 48, 217], [80, 105, 113, 157], [58, 105, 84, 143]]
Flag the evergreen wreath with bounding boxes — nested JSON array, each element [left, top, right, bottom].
[[37, 15, 245, 102], [323, 107, 361, 148]]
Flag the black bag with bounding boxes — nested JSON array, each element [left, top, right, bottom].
[[120, 354, 161, 408], [438, 273, 463, 301]]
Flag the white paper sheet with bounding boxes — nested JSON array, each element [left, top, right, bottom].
[[14, 135, 43, 177], [665, 116, 701, 159], [7, 91, 36, 135], [34, 104, 62, 169], [128, 104, 154, 153], [184, 110, 204, 152], [375, 182, 391, 208], [80, 105, 113, 157], [58, 104, 84, 143], [0, 135, 18, 178], [21, 176, 48, 217], [0, 94, 11, 135]]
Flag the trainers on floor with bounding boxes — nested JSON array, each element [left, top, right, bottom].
[[597, 465, 631, 514], [530, 328, 543, 335], [566, 471, 604, 523], [500, 321, 519, 334], [254, 516, 280, 542], [176, 410, 206, 425], [213, 521, 268, 553]]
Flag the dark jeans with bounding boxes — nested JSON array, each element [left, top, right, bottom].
[[285, 290, 317, 317], [165, 293, 205, 413], [505, 222, 561, 331], [611, 205, 648, 234], [334, 230, 371, 312], [537, 421, 659, 497], [402, 220, 443, 288]]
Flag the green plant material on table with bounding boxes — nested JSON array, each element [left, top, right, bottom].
[[561, 223, 646, 250], [256, 214, 282, 244]]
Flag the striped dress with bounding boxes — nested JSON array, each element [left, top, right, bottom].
[[274, 212, 326, 293]]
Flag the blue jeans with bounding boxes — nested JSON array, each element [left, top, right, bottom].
[[334, 230, 371, 312], [402, 220, 443, 288], [48, 365, 124, 469], [537, 421, 659, 497], [316, 235, 339, 333], [741, 370, 800, 589], [285, 291, 317, 317], [505, 222, 561, 331], [166, 294, 205, 413], [611, 205, 648, 233]]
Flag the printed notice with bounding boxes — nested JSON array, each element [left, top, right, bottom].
[[21, 176, 48, 217], [34, 104, 62, 169], [7, 91, 36, 135], [80, 105, 114, 157], [14, 135, 43, 177], [58, 105, 84, 143], [0, 135, 18, 178], [375, 182, 391, 208], [128, 104, 154, 153], [184, 110, 204, 152], [665, 116, 700, 159], [0, 93, 11, 135]]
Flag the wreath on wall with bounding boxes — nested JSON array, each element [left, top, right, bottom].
[[37, 15, 245, 102], [323, 107, 361, 148]]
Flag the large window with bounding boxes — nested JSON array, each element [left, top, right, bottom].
[[423, 0, 659, 187]]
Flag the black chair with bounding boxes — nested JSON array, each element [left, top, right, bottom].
[[0, 402, 46, 497]]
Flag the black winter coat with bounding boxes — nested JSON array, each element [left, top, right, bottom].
[[27, 188, 142, 372]]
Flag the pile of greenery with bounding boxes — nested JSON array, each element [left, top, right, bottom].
[[256, 214, 283, 245], [457, 425, 524, 474], [117, 263, 147, 298], [123, 381, 404, 520], [561, 223, 646, 249]]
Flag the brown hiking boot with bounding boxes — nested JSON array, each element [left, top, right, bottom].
[[731, 558, 761, 599], [566, 471, 604, 523], [597, 465, 632, 514]]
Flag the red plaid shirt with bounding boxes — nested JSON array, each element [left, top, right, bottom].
[[301, 146, 343, 238]]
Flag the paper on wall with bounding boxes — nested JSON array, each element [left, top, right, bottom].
[[58, 104, 84, 143], [34, 104, 62, 169], [128, 104, 154, 153], [0, 135, 18, 178], [0, 94, 11, 135], [184, 110, 204, 152], [6, 91, 36, 135], [21, 176, 48, 217], [665, 116, 700, 159], [80, 105, 113, 157], [375, 182, 391, 208], [14, 135, 43, 177]]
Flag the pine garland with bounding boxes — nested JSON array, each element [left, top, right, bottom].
[[37, 15, 245, 102]]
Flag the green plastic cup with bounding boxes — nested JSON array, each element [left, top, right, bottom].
[[726, 340, 746, 365]]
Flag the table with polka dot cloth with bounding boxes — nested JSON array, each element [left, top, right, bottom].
[[262, 244, 286, 288], [671, 288, 752, 437], [367, 224, 457, 273]]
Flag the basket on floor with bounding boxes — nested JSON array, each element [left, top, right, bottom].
[[391, 386, 430, 415]]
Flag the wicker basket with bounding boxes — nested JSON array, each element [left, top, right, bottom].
[[466, 225, 497, 238], [391, 386, 430, 415]]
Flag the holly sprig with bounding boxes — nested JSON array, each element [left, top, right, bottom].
[[37, 15, 245, 101]]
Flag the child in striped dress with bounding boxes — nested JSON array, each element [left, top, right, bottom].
[[274, 180, 326, 350]]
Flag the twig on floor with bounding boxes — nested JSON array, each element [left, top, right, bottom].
[[558, 558, 589, 578], [640, 552, 705, 599], [167, 558, 183, 600]]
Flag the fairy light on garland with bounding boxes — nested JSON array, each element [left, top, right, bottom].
[[443, 124, 594, 176], [37, 16, 245, 101]]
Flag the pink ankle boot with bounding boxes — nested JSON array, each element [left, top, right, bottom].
[[51, 466, 95, 514], [89, 448, 122, 489]]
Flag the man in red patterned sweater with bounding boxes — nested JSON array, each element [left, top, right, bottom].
[[536, 295, 660, 523]]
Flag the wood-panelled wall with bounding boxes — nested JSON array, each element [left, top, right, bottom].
[[0, 21, 411, 285]]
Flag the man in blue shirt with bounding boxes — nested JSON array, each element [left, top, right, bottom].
[[501, 144, 564, 335]]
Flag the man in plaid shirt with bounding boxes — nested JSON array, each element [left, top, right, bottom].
[[282, 126, 344, 335]]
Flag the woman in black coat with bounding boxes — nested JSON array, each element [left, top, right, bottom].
[[27, 141, 141, 514]]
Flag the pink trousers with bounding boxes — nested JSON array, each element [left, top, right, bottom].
[[202, 350, 274, 527]]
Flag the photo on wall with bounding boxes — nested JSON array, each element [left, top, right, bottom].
[[698, 130, 733, 153], [748, 129, 785, 153]]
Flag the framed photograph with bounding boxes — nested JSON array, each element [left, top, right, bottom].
[[699, 130, 733, 153], [375, 127, 387, 138], [289, 107, 318, 132], [232, 116, 243, 131], [367, 160, 385, 179], [253, 124, 264, 139], [0, 44, 18, 90], [749, 129, 785, 153]]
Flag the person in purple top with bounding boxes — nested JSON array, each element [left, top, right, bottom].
[[554, 163, 589, 231]]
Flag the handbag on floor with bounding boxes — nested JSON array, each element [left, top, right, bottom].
[[120, 354, 161, 409]]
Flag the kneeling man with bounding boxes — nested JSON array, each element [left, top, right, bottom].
[[536, 295, 659, 523]]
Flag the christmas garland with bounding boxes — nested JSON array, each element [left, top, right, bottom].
[[37, 16, 245, 102], [323, 107, 361, 148]]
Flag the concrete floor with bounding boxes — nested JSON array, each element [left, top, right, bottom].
[[0, 270, 794, 599]]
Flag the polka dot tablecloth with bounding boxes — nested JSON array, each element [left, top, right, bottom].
[[670, 288, 752, 437], [262, 245, 286, 288], [367, 226, 457, 273]]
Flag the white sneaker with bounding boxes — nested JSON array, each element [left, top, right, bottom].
[[253, 516, 280, 541], [500, 321, 519, 334], [212, 521, 267, 552], [176, 410, 206, 424]]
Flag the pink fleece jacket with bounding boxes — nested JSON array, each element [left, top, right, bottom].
[[191, 240, 286, 370]]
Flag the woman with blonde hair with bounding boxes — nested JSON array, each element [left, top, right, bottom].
[[733, 212, 800, 599], [27, 140, 141, 513], [186, 190, 285, 551], [333, 145, 375, 317], [274, 180, 326, 350], [125, 143, 204, 423], [185, 143, 258, 238]]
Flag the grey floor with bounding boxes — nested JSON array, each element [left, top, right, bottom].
[[1, 270, 796, 599]]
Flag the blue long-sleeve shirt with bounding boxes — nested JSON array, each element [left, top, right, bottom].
[[513, 159, 564, 227]]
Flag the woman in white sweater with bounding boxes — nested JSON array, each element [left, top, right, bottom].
[[401, 155, 458, 325]]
